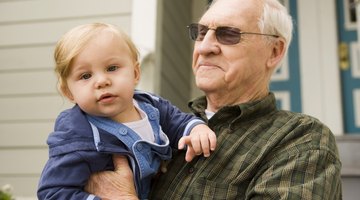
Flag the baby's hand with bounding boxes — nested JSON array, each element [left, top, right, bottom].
[[178, 124, 217, 162]]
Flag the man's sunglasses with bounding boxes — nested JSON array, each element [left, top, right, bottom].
[[187, 23, 279, 45]]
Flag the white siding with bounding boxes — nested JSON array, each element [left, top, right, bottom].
[[0, 0, 132, 198]]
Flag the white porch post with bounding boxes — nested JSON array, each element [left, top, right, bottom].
[[297, 0, 344, 135], [131, 0, 159, 93]]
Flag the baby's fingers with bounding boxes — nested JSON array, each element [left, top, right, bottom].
[[208, 131, 217, 151], [178, 136, 198, 150], [185, 146, 196, 162], [178, 137, 188, 150]]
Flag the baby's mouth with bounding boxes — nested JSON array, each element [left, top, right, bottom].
[[98, 93, 116, 102]]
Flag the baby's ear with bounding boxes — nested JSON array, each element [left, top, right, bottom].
[[61, 86, 75, 103], [134, 61, 141, 84]]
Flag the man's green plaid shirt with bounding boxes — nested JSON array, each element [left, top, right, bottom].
[[150, 93, 342, 200]]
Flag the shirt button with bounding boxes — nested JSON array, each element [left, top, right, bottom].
[[119, 128, 127, 135], [188, 167, 195, 174]]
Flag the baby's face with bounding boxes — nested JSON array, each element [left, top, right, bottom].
[[65, 29, 140, 121]]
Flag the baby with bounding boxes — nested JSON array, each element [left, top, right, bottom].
[[37, 23, 216, 200]]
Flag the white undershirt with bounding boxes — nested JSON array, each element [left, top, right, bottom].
[[123, 101, 155, 142], [205, 109, 215, 119]]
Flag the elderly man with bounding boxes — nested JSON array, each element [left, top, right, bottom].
[[87, 0, 342, 199]]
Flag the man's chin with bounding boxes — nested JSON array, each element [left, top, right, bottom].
[[196, 82, 217, 94]]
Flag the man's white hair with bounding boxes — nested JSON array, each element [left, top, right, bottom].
[[209, 0, 293, 53]]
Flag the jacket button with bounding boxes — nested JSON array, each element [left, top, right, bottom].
[[119, 128, 127, 135], [136, 144, 143, 151], [149, 112, 157, 120]]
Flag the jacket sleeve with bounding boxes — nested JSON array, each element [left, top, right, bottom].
[[37, 151, 110, 200], [146, 93, 205, 148]]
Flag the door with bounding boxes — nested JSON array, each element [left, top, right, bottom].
[[337, 0, 360, 134], [270, 0, 302, 113]]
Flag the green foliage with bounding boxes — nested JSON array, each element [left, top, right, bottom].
[[0, 191, 12, 200], [0, 185, 13, 200]]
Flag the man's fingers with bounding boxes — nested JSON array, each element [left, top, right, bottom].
[[112, 155, 133, 180], [113, 155, 129, 168], [85, 155, 138, 200]]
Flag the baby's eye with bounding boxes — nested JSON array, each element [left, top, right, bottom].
[[107, 65, 119, 72], [80, 73, 92, 80]]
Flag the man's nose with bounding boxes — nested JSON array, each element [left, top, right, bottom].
[[196, 30, 221, 55]]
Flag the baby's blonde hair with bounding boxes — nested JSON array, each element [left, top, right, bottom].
[[54, 22, 139, 95]]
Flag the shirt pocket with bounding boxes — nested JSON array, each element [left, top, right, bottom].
[[191, 177, 243, 200]]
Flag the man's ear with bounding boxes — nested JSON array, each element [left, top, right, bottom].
[[134, 61, 141, 84], [267, 38, 286, 69]]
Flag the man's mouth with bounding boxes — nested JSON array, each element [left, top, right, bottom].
[[198, 60, 221, 69], [197, 62, 223, 72]]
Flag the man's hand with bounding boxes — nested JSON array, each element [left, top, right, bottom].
[[85, 155, 138, 200], [178, 124, 217, 162]]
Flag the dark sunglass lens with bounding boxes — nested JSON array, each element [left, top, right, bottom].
[[189, 24, 208, 41], [216, 27, 241, 45], [188, 24, 199, 41]]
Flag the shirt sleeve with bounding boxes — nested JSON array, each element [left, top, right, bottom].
[[248, 138, 342, 200]]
